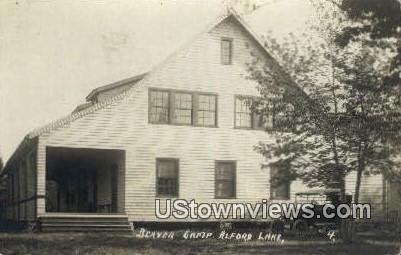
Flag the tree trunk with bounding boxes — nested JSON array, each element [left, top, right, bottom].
[[354, 141, 365, 204], [338, 171, 351, 243], [354, 167, 363, 204]]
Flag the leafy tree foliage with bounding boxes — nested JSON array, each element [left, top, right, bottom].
[[336, 0, 401, 87], [248, 2, 401, 204]]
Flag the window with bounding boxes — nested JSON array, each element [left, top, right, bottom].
[[235, 96, 252, 128], [149, 90, 169, 123], [215, 161, 236, 199], [197, 94, 217, 126], [270, 167, 290, 200], [221, 38, 233, 65], [173, 93, 193, 125], [149, 88, 217, 127], [254, 113, 266, 129], [156, 159, 179, 197], [235, 96, 267, 129]]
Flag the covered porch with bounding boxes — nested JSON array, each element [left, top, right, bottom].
[[45, 147, 125, 214]]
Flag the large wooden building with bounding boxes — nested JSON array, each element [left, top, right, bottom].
[[1, 9, 399, 230]]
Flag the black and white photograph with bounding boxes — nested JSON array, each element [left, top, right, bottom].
[[0, 0, 400, 254]]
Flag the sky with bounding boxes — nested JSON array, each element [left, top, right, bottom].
[[0, 0, 315, 161]]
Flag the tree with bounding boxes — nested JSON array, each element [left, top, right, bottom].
[[326, 0, 401, 202], [249, 30, 351, 198], [247, 1, 401, 240], [334, 47, 401, 203], [335, 0, 401, 91]]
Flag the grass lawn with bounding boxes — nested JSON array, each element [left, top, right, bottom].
[[0, 232, 399, 255]]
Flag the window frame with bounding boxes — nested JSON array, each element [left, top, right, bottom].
[[148, 88, 170, 124], [214, 160, 237, 199], [234, 95, 265, 130], [196, 93, 218, 127], [155, 158, 179, 198], [221, 37, 233, 65], [269, 167, 291, 200], [172, 92, 194, 125], [148, 88, 218, 128]]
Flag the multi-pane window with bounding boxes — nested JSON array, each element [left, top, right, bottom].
[[173, 93, 193, 124], [149, 89, 217, 127], [215, 161, 236, 199], [197, 94, 217, 126], [149, 90, 169, 123], [156, 159, 179, 197], [270, 167, 290, 200], [235, 97, 252, 128], [221, 38, 233, 65], [235, 96, 267, 129]]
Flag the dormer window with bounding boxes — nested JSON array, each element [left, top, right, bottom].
[[221, 38, 233, 65]]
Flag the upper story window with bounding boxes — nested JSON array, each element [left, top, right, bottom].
[[221, 38, 233, 65], [173, 93, 193, 125], [156, 158, 179, 197], [215, 161, 236, 199], [235, 97, 252, 128], [149, 88, 217, 127], [197, 94, 217, 127], [235, 96, 265, 129], [149, 90, 169, 123]]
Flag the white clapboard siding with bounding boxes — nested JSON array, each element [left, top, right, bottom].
[[346, 172, 385, 219], [40, 16, 275, 221], [33, 15, 388, 222]]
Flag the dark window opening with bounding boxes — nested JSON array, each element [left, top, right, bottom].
[[221, 38, 233, 65], [215, 161, 236, 199], [156, 159, 179, 197], [270, 167, 291, 200]]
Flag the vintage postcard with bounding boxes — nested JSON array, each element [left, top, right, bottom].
[[0, 0, 400, 254]]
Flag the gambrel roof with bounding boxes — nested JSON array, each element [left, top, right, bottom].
[[1, 8, 289, 174]]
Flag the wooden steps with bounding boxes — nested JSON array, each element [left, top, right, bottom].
[[39, 214, 132, 232]]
